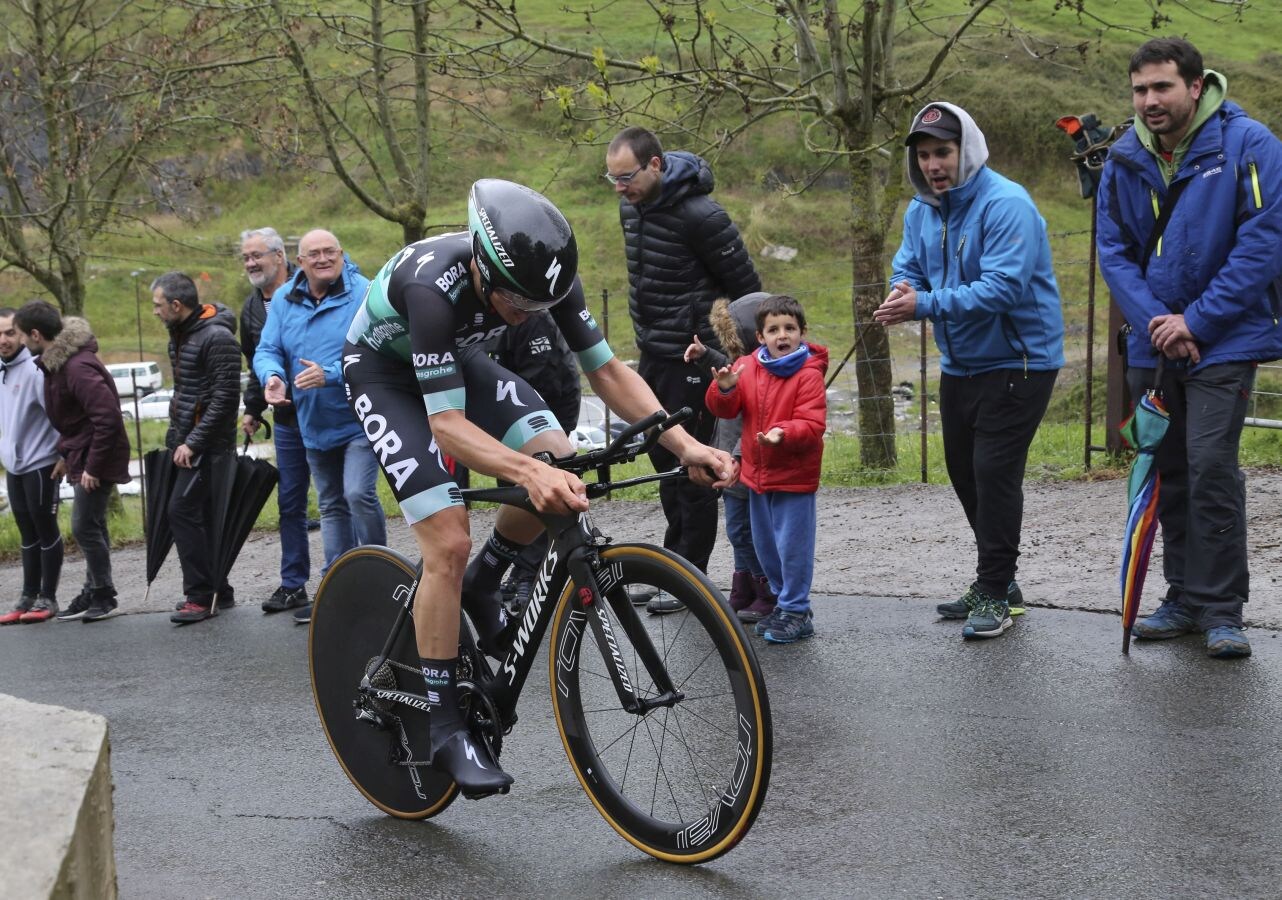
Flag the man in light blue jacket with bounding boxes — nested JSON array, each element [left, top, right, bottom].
[[1096, 38, 1282, 659], [255, 229, 386, 624], [875, 102, 1064, 642]]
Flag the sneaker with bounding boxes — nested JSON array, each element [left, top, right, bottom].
[[626, 584, 659, 606], [82, 592, 119, 622], [727, 570, 756, 613], [293, 602, 313, 625], [262, 585, 309, 613], [754, 606, 787, 636], [19, 597, 58, 624], [0, 596, 36, 625], [171, 601, 215, 625], [175, 592, 236, 612], [1206, 626, 1251, 659], [56, 591, 91, 621], [961, 592, 1013, 640], [1132, 600, 1197, 640], [431, 728, 514, 799], [646, 591, 685, 615], [762, 609, 815, 644], [938, 581, 1024, 619]]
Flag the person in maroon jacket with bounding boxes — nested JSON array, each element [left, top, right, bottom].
[[15, 301, 131, 622], [705, 294, 827, 644]]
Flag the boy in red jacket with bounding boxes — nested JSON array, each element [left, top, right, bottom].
[[705, 295, 827, 643]]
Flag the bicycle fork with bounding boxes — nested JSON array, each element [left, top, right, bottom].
[[566, 548, 685, 715]]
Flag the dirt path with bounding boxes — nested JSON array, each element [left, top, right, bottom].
[[17, 469, 1282, 629]]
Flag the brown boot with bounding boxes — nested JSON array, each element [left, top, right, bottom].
[[737, 575, 777, 623], [727, 570, 756, 612]]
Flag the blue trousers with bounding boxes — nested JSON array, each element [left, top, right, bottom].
[[306, 437, 387, 575], [747, 490, 816, 615], [723, 491, 763, 576], [274, 422, 311, 591]]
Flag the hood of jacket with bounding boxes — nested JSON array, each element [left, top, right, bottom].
[[39, 317, 97, 373], [1132, 69, 1227, 184], [905, 102, 990, 207], [709, 291, 772, 360], [647, 150, 714, 211], [171, 303, 238, 339]]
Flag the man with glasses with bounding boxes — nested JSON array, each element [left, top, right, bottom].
[[342, 179, 736, 795], [254, 229, 386, 625], [604, 126, 762, 612], [238, 227, 314, 616]]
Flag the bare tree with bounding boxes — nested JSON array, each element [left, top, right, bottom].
[[0, 0, 266, 314]]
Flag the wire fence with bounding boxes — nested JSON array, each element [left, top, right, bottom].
[[590, 227, 1282, 483]]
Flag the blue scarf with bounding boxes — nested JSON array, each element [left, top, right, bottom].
[[757, 343, 811, 377]]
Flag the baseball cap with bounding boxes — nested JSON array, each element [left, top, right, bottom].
[[906, 105, 961, 145]]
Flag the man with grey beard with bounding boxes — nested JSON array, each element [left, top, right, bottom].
[[238, 227, 312, 615]]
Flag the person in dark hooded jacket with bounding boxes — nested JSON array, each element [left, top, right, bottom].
[[606, 126, 762, 611], [151, 272, 243, 625], [14, 301, 132, 623]]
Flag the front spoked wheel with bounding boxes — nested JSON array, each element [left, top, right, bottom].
[[310, 545, 458, 819], [548, 544, 772, 863]]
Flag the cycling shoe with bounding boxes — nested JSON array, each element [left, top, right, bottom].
[[431, 728, 514, 799]]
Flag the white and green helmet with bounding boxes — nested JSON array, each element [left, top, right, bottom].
[[467, 179, 579, 311]]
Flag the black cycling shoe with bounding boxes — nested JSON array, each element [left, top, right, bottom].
[[431, 728, 513, 799]]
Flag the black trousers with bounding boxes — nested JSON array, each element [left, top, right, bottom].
[[940, 368, 1057, 598], [6, 465, 63, 599], [637, 352, 720, 573], [169, 454, 231, 605], [1127, 362, 1254, 628]]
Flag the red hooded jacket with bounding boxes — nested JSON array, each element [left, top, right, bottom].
[[705, 343, 828, 493]]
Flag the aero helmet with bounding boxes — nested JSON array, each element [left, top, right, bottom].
[[467, 179, 579, 311]]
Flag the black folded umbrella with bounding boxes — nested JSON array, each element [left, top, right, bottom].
[[143, 448, 178, 598], [211, 443, 279, 606]]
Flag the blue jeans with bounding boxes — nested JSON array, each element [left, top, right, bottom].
[[723, 491, 763, 576], [306, 437, 387, 574], [275, 422, 311, 591]]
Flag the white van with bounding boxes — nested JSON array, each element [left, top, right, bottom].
[[106, 361, 163, 397]]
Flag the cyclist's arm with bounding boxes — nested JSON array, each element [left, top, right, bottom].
[[429, 409, 587, 513], [586, 357, 737, 488]]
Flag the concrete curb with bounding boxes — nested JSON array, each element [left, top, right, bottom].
[[0, 694, 117, 899]]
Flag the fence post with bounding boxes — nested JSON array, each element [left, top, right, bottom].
[[919, 320, 928, 483]]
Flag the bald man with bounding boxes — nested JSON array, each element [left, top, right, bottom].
[[254, 229, 386, 625]]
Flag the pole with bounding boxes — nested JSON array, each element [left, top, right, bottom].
[[598, 288, 611, 486], [132, 271, 148, 529], [919, 321, 928, 483], [1084, 200, 1098, 470]]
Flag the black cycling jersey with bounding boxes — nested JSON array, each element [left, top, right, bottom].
[[347, 232, 612, 415]]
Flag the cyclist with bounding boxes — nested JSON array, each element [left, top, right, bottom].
[[343, 179, 738, 796]]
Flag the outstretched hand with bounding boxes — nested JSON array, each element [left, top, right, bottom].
[[684, 335, 707, 364], [756, 428, 784, 446], [712, 363, 742, 392]]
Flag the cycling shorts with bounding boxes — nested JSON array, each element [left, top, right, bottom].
[[342, 340, 558, 524]]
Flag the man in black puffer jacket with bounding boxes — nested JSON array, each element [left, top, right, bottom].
[[606, 126, 762, 612], [152, 271, 243, 625]]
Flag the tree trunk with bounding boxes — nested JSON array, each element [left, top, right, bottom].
[[848, 150, 896, 469]]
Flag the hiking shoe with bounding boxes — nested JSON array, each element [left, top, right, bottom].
[[754, 606, 787, 636], [762, 609, 815, 644], [1132, 600, 1197, 640], [171, 601, 215, 625], [961, 592, 1013, 640], [0, 596, 36, 625], [56, 592, 91, 621], [18, 597, 58, 624], [293, 602, 313, 625], [938, 581, 1024, 619], [646, 591, 685, 615], [1206, 626, 1251, 659], [262, 585, 309, 613], [626, 584, 659, 606]]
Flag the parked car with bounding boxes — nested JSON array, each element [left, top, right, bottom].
[[119, 390, 173, 422], [106, 361, 163, 398], [571, 426, 608, 451]]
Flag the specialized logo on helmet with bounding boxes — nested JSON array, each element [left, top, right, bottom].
[[476, 206, 514, 270], [546, 257, 562, 295], [921, 107, 944, 125]]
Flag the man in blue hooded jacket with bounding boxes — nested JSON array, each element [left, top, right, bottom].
[[875, 102, 1065, 642], [255, 228, 387, 624], [1096, 38, 1282, 659]]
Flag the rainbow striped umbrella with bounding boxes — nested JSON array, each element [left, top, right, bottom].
[[1119, 367, 1170, 655]]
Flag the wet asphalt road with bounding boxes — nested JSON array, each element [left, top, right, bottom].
[[3, 597, 1282, 899]]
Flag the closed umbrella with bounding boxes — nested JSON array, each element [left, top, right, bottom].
[[143, 448, 178, 603], [210, 437, 279, 605], [1119, 361, 1170, 655]]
